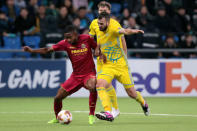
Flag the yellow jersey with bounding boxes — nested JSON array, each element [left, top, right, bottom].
[[89, 18, 126, 66]]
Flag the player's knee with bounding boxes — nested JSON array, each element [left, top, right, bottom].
[[54, 88, 68, 101], [54, 94, 68, 102], [128, 94, 136, 99], [96, 79, 107, 88], [54, 95, 62, 102], [125, 88, 137, 99], [87, 79, 96, 90], [88, 84, 96, 90]]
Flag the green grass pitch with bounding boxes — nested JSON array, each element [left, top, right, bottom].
[[0, 97, 197, 131]]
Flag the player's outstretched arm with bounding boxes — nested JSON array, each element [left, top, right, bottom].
[[121, 36, 127, 55], [23, 46, 53, 54], [119, 28, 144, 35]]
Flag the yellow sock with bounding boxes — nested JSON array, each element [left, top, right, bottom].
[[106, 86, 118, 110], [97, 87, 111, 111], [136, 91, 145, 106]]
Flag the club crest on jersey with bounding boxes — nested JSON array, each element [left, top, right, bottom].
[[81, 44, 86, 48]]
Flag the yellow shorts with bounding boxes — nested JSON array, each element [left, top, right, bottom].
[[97, 64, 135, 89]]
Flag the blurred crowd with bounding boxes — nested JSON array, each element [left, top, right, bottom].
[[0, 0, 197, 58]]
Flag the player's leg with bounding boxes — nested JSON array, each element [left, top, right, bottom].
[[88, 90, 97, 125], [54, 87, 70, 118], [96, 69, 115, 121], [117, 67, 150, 116], [97, 63, 119, 116], [125, 87, 149, 116], [96, 79, 114, 121], [106, 83, 119, 118], [48, 87, 69, 124], [85, 76, 97, 116], [84, 74, 97, 124], [48, 74, 82, 124]]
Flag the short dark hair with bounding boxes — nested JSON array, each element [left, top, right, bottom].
[[185, 33, 192, 37], [64, 25, 77, 33], [78, 6, 87, 11], [177, 6, 184, 10], [166, 33, 174, 39], [98, 1, 111, 10], [60, 6, 67, 10], [20, 8, 28, 12], [98, 12, 110, 21]]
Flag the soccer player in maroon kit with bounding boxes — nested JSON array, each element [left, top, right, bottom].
[[23, 25, 99, 125]]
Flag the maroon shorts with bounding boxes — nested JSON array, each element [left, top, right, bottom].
[[60, 71, 96, 95]]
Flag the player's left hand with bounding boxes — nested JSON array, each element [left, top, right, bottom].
[[132, 29, 144, 34]]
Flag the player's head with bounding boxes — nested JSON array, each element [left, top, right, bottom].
[[98, 1, 111, 14], [20, 8, 28, 18], [64, 25, 78, 44], [98, 12, 110, 31]]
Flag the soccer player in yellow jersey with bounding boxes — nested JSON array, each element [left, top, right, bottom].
[[89, 1, 126, 118], [94, 12, 150, 122]]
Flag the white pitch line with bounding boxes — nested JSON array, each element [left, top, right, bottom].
[[0, 111, 52, 114], [120, 112, 197, 118], [0, 111, 197, 118]]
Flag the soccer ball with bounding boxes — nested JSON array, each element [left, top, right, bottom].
[[57, 110, 72, 124]]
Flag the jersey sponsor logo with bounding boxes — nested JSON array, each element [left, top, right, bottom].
[[71, 48, 88, 54]]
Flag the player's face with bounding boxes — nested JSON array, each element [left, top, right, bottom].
[[64, 32, 77, 44], [98, 6, 111, 14], [98, 18, 109, 31]]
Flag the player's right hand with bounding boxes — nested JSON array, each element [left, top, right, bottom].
[[23, 46, 32, 53], [94, 44, 101, 57], [99, 53, 107, 63]]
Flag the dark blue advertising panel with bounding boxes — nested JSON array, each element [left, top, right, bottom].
[[0, 60, 66, 97]]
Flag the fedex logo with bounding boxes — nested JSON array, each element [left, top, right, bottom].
[[132, 62, 197, 94]]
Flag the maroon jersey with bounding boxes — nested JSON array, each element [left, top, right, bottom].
[[52, 34, 97, 75]]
